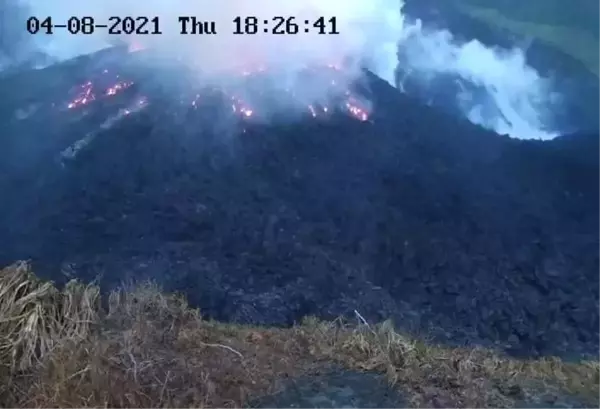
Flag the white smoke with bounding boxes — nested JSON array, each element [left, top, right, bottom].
[[394, 18, 559, 139], [15, 0, 559, 138]]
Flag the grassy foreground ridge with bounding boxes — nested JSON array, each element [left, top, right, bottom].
[[0, 262, 598, 408]]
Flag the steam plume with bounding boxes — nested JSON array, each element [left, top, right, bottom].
[[9, 0, 560, 138]]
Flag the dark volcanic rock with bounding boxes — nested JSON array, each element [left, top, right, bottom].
[[0, 49, 597, 360]]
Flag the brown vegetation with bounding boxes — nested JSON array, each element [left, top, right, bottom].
[[0, 262, 598, 407]]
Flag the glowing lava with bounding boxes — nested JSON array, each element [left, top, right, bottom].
[[222, 62, 371, 122], [106, 81, 133, 96], [67, 75, 135, 110], [67, 81, 95, 109], [345, 97, 369, 122], [64, 59, 369, 124]]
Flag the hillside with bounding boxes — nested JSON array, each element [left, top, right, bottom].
[[454, 0, 599, 76], [0, 262, 598, 407], [403, 0, 599, 76], [0, 45, 598, 407], [401, 0, 600, 132]]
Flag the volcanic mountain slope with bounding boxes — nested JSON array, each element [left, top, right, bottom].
[[0, 47, 598, 360], [401, 0, 600, 132]]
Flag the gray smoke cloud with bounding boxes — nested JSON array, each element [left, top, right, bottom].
[[8, 0, 560, 139], [394, 18, 560, 139]]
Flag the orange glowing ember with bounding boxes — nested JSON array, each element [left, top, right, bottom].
[[63, 62, 371, 125], [66, 76, 138, 110], [106, 81, 133, 96], [68, 81, 95, 109], [345, 101, 369, 121]]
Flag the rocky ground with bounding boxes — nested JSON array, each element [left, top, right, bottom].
[[0, 48, 598, 362], [1, 264, 597, 408]]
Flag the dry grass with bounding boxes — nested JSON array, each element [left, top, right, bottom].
[[0, 262, 598, 407]]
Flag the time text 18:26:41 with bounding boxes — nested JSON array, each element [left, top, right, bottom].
[[233, 16, 339, 35]]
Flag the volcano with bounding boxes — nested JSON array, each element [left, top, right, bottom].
[[0, 46, 597, 360]]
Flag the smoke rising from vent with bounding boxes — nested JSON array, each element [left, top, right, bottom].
[[8, 0, 560, 138], [394, 18, 560, 139]]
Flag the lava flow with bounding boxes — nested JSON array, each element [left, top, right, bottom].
[[67, 81, 95, 109], [66, 69, 135, 110], [196, 62, 371, 122], [60, 48, 371, 127]]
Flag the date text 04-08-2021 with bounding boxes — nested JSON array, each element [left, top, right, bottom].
[[26, 16, 339, 36]]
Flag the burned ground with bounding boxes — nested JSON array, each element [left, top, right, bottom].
[[0, 49, 597, 361]]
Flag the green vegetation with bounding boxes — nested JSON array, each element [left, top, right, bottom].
[[0, 262, 598, 407], [453, 0, 600, 76]]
